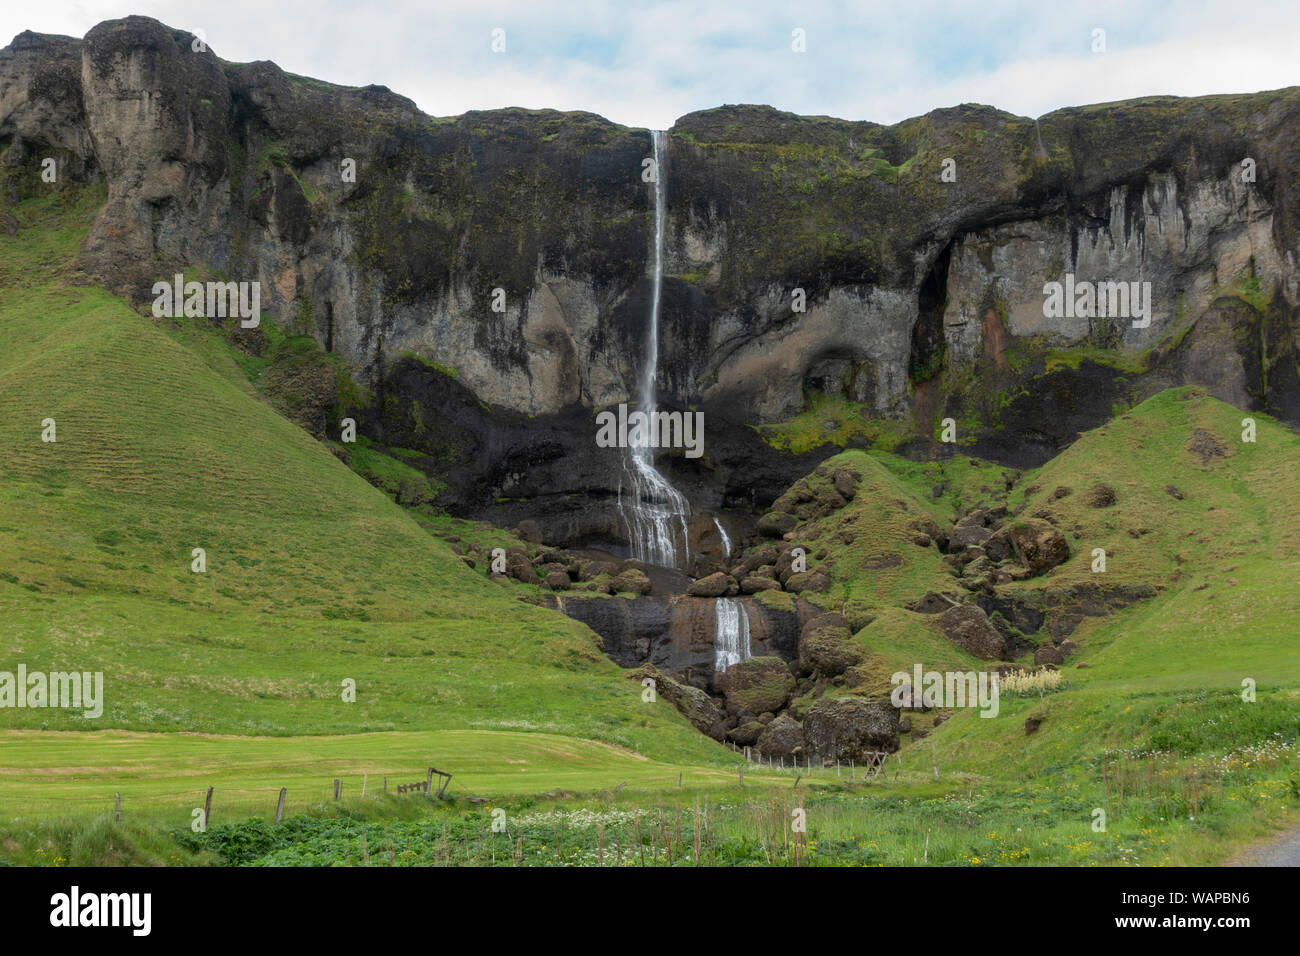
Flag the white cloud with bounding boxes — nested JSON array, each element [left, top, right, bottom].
[[2, 0, 1296, 129]]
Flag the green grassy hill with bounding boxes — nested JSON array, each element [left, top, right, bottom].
[[0, 185, 722, 771]]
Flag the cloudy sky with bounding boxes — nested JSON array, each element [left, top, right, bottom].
[[4, 1, 1296, 128]]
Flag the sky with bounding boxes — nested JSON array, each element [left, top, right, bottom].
[[3, 1, 1297, 129]]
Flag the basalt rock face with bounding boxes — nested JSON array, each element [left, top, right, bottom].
[[5, 17, 1300, 524], [562, 593, 808, 690]]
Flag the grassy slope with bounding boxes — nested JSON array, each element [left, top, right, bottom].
[[0, 186, 727, 787]]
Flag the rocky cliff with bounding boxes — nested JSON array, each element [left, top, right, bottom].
[[4, 15, 1299, 543]]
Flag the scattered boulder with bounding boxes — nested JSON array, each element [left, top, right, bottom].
[[935, 604, 1008, 660], [687, 572, 732, 597], [757, 512, 798, 538], [757, 713, 805, 759], [1083, 483, 1117, 508], [543, 570, 571, 590], [740, 575, 781, 593], [911, 591, 961, 614], [1004, 518, 1070, 574], [798, 614, 863, 677], [784, 569, 830, 593], [610, 569, 652, 595], [727, 721, 765, 747], [628, 667, 726, 741], [715, 656, 796, 715], [1025, 714, 1044, 735], [1034, 644, 1064, 667], [803, 696, 900, 759], [832, 468, 859, 500], [1164, 484, 1184, 500]]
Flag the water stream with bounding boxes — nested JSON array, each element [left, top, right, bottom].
[[714, 597, 752, 672]]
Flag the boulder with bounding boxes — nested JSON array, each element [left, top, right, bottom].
[[1083, 483, 1117, 508], [628, 667, 726, 741], [784, 569, 830, 593], [1034, 644, 1064, 667], [757, 713, 806, 759], [610, 569, 652, 595], [1004, 518, 1070, 574], [543, 570, 571, 590], [758, 511, 798, 538], [935, 604, 1008, 660], [803, 696, 900, 759], [727, 721, 765, 747], [687, 572, 732, 597], [740, 575, 782, 593], [832, 468, 859, 500], [715, 656, 796, 714], [798, 614, 863, 677]]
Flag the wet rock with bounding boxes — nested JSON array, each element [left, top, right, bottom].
[[803, 696, 900, 759], [935, 604, 1008, 660]]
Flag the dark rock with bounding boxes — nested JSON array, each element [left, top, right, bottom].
[[803, 696, 900, 759], [1083, 483, 1117, 508], [798, 614, 862, 677], [758, 511, 798, 537], [1034, 644, 1064, 667], [935, 604, 1008, 660], [757, 713, 805, 758]]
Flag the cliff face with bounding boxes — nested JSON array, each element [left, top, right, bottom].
[[4, 15, 1300, 529]]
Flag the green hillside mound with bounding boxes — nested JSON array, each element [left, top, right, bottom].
[[0, 187, 720, 763]]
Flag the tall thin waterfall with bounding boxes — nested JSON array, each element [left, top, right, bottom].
[[712, 516, 731, 563], [714, 597, 751, 673], [619, 129, 691, 568]]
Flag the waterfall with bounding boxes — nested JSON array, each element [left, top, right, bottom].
[[712, 515, 731, 562], [619, 129, 691, 568], [714, 597, 751, 673]]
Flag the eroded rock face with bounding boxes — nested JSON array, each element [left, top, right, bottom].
[[803, 696, 900, 760]]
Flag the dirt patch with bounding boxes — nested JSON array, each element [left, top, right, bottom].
[[1188, 428, 1226, 465]]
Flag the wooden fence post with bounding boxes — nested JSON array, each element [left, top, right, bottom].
[[383, 776, 388, 794], [275, 787, 286, 824], [425, 767, 434, 795], [334, 778, 341, 800], [114, 792, 121, 824], [204, 786, 213, 828], [362, 773, 367, 798]]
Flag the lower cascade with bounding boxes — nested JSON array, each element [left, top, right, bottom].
[[714, 597, 751, 673]]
